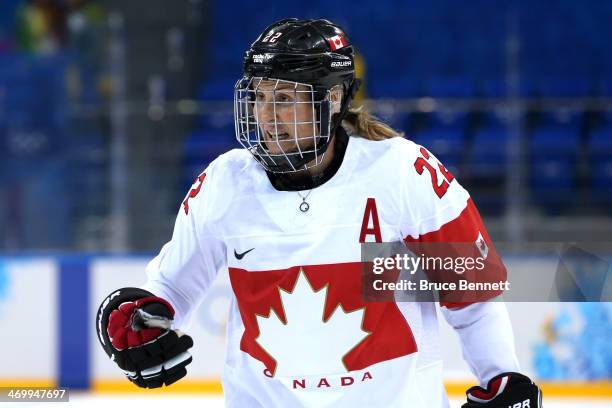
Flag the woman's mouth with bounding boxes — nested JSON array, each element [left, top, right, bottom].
[[266, 130, 290, 141]]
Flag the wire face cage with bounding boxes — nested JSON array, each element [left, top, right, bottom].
[[234, 77, 332, 173]]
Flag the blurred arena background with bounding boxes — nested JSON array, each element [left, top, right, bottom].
[[0, 0, 610, 406]]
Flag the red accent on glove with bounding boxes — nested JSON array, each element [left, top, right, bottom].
[[107, 296, 175, 351], [469, 375, 508, 402]]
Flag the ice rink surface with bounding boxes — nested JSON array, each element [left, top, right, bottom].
[[2, 394, 611, 407]]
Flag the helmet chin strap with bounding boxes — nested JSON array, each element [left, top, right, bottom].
[[257, 78, 361, 173]]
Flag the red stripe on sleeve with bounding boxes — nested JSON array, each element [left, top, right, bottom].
[[403, 198, 507, 308]]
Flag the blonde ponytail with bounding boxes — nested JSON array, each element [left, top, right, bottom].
[[342, 105, 404, 140]]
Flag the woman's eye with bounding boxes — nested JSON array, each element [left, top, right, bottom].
[[255, 92, 292, 102]]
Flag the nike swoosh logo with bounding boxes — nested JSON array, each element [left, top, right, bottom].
[[234, 248, 255, 260]]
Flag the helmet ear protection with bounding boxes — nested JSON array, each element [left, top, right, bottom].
[[334, 78, 361, 129], [319, 99, 331, 146], [234, 18, 360, 173], [329, 85, 344, 116]]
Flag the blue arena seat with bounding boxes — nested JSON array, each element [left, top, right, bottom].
[[529, 159, 576, 212], [197, 79, 237, 101], [366, 78, 421, 99], [600, 79, 612, 97], [537, 109, 584, 129], [529, 126, 581, 159], [591, 160, 612, 190], [531, 160, 574, 189], [469, 125, 509, 178], [588, 126, 612, 158], [198, 110, 235, 140], [590, 159, 612, 208], [424, 77, 476, 98], [480, 79, 506, 98], [428, 110, 469, 129], [528, 126, 581, 212], [587, 125, 612, 209], [536, 77, 592, 98], [181, 129, 235, 188], [183, 129, 234, 160]]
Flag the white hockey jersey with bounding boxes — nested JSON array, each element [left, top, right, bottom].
[[142, 135, 519, 407]]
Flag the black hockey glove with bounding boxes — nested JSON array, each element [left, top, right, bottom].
[[462, 372, 542, 408], [96, 287, 194, 388]]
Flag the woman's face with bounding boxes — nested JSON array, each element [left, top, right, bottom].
[[253, 79, 318, 155]]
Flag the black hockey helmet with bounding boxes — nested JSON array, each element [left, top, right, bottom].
[[234, 18, 361, 173]]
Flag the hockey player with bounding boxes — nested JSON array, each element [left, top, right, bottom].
[[96, 18, 542, 407]]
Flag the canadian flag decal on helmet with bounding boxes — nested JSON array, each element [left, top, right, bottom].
[[328, 34, 347, 51]]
